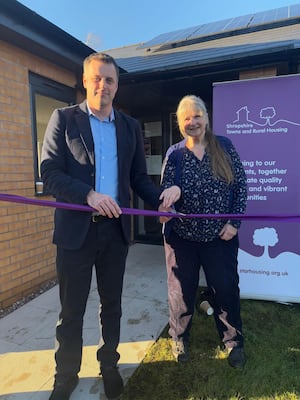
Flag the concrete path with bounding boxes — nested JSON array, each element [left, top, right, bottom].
[[0, 244, 169, 400]]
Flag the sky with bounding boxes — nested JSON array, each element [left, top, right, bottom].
[[18, 0, 297, 50]]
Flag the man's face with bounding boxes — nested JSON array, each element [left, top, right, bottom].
[[83, 60, 118, 111]]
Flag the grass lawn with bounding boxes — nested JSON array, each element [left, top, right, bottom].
[[121, 297, 300, 400]]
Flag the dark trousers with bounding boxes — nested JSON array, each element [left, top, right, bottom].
[[165, 230, 243, 349], [54, 218, 128, 377]]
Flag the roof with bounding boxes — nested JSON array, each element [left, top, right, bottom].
[[107, 4, 300, 76], [1, 2, 299, 78]]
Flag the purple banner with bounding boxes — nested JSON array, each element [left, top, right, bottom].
[[213, 74, 300, 303]]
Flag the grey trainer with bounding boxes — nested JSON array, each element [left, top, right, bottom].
[[171, 339, 189, 362]]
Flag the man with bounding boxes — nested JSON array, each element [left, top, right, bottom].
[[41, 52, 179, 400]]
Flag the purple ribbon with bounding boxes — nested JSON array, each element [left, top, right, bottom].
[[0, 193, 299, 222]]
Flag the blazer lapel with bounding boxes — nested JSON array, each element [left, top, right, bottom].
[[75, 101, 95, 166], [115, 110, 132, 163]]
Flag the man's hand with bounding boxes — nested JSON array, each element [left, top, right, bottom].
[[87, 190, 122, 218], [219, 223, 237, 241], [158, 204, 175, 223]]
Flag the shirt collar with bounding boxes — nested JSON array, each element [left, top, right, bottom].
[[86, 103, 115, 122]]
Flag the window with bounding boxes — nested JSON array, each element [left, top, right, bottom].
[[170, 112, 181, 145], [134, 120, 163, 244], [29, 72, 75, 195]]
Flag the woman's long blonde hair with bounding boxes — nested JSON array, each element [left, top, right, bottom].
[[176, 95, 234, 184]]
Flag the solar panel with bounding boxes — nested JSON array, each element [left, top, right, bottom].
[[194, 18, 233, 35], [140, 26, 199, 48], [290, 3, 300, 16], [250, 7, 287, 26], [223, 15, 253, 30], [138, 4, 300, 49]]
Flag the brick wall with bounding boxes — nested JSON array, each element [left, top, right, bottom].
[[0, 40, 78, 310]]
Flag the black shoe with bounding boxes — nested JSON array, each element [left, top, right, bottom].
[[49, 374, 78, 400], [228, 347, 246, 368], [100, 366, 124, 399], [171, 339, 189, 362]]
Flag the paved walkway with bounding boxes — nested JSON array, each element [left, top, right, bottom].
[[0, 244, 169, 400]]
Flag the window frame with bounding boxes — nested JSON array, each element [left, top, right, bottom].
[[29, 72, 76, 195]]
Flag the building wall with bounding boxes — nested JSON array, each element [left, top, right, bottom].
[[0, 40, 78, 310]]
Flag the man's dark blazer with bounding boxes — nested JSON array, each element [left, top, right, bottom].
[[41, 101, 161, 249]]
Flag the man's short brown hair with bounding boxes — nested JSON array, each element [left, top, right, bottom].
[[83, 52, 119, 79]]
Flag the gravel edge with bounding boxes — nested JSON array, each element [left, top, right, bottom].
[[0, 279, 58, 319]]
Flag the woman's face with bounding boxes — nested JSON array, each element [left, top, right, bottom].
[[179, 107, 207, 139]]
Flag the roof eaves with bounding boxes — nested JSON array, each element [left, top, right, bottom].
[[0, 0, 94, 72]]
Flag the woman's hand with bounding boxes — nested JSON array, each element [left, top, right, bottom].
[[159, 185, 181, 208], [219, 223, 237, 241], [158, 186, 181, 224]]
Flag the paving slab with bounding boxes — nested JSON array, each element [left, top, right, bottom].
[[0, 243, 168, 400]]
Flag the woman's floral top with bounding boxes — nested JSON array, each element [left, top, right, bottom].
[[161, 136, 247, 242]]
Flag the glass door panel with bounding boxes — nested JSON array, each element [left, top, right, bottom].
[[134, 121, 163, 244]]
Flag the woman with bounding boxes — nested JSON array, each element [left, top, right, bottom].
[[161, 95, 247, 368]]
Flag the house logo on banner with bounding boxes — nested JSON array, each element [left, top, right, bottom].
[[230, 105, 300, 133], [213, 74, 300, 303]]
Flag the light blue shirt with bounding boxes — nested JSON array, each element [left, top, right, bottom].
[[88, 106, 118, 203]]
